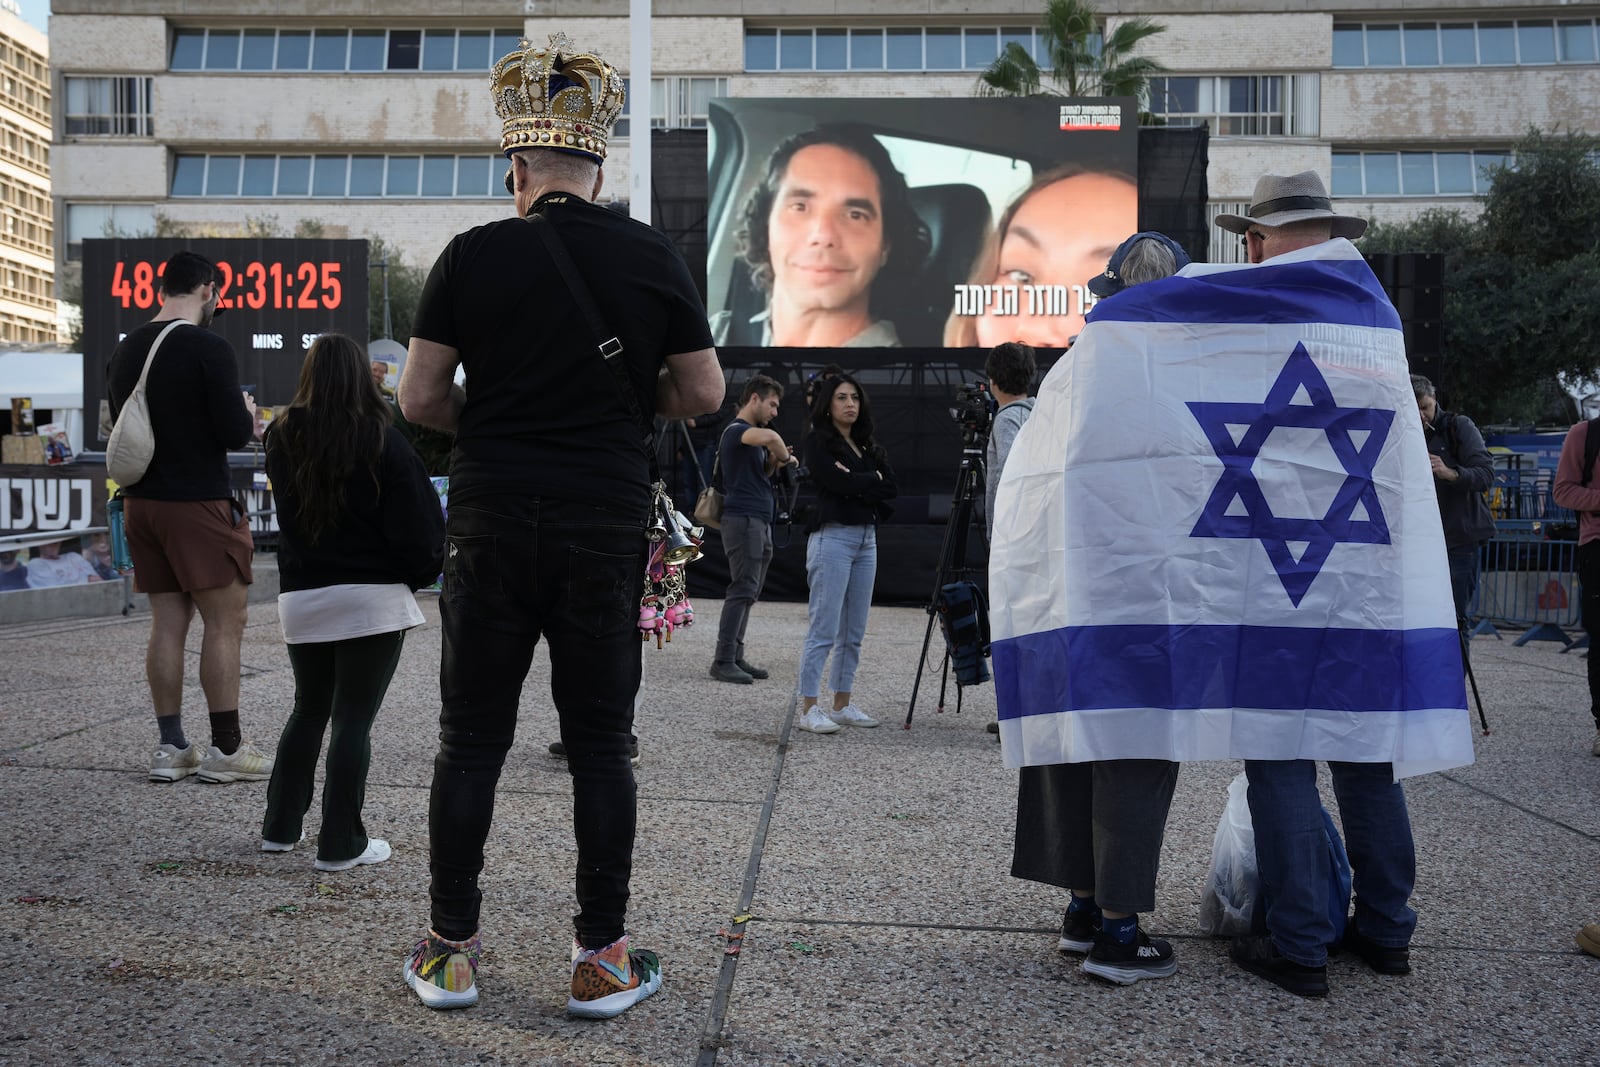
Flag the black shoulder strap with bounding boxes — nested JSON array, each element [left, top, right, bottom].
[[527, 205, 659, 484], [1583, 416, 1600, 488]]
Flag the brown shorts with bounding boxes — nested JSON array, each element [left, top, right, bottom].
[[125, 497, 254, 595]]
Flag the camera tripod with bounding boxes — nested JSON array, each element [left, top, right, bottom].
[[904, 435, 988, 729]]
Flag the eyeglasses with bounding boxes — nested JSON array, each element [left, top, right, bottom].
[[1239, 229, 1269, 247]]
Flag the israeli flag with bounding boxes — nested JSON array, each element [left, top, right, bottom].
[[990, 240, 1474, 779]]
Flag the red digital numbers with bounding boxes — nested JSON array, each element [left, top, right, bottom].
[[111, 260, 344, 311], [109, 260, 166, 309]]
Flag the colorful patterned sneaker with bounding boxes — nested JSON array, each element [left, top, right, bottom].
[[404, 930, 481, 1009], [567, 936, 662, 1019], [1058, 904, 1102, 954], [828, 704, 879, 728], [149, 743, 200, 782], [197, 741, 274, 783]]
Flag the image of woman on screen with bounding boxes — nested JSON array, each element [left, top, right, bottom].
[[944, 166, 1138, 350]]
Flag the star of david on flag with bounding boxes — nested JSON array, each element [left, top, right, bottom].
[[986, 240, 1474, 778], [1188, 342, 1394, 607]]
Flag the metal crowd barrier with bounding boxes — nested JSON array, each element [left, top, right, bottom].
[[1470, 457, 1583, 647]]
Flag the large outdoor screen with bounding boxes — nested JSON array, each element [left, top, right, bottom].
[[707, 97, 1138, 351]]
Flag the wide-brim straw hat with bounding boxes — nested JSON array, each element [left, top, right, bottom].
[[1214, 170, 1367, 239]]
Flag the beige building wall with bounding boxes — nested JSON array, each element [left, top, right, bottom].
[[44, 1, 1600, 280], [0, 7, 53, 344]]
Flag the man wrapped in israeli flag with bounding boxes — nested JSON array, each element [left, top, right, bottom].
[[990, 171, 1475, 997]]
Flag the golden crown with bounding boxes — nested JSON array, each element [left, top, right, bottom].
[[492, 32, 625, 162]]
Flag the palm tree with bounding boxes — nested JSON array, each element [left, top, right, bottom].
[[977, 0, 1167, 113]]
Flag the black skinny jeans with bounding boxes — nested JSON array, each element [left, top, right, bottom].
[[262, 630, 406, 862], [429, 500, 646, 948], [1581, 540, 1600, 730]]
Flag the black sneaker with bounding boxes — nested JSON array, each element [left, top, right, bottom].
[[1058, 906, 1101, 954], [1230, 934, 1329, 997], [1339, 920, 1410, 975], [548, 740, 641, 768], [709, 662, 754, 684], [735, 658, 769, 680], [1081, 924, 1177, 984]]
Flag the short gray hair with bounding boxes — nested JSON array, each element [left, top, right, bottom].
[[1120, 238, 1180, 287], [1411, 374, 1436, 398], [512, 147, 600, 188]]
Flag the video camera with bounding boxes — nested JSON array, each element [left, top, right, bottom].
[[949, 380, 997, 445]]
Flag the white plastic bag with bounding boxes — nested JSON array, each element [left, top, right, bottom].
[[1199, 772, 1256, 937], [1198, 771, 1355, 941]]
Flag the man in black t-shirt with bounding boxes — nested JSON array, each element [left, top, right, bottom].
[[106, 250, 274, 787], [397, 32, 724, 1021], [710, 374, 797, 684]]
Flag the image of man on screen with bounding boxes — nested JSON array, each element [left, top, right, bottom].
[[713, 126, 929, 348]]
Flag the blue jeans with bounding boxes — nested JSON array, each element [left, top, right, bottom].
[[428, 500, 646, 948], [799, 524, 877, 698], [714, 514, 772, 665], [1244, 759, 1416, 966]]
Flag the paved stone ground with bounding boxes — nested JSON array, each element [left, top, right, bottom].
[[1, 585, 1596, 1066]]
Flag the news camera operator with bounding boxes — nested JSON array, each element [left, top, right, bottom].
[[794, 372, 898, 734], [983, 343, 1038, 542]]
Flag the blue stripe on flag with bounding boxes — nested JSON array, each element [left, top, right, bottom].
[[1087, 259, 1402, 331], [993, 624, 1465, 717]]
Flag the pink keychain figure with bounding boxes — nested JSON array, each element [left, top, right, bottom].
[[638, 597, 665, 643]]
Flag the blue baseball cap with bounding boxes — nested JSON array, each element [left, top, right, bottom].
[[1087, 231, 1192, 297]]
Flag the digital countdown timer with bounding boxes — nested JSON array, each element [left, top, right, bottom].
[[82, 237, 369, 441], [108, 258, 345, 312]]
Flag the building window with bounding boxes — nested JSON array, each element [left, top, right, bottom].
[[743, 26, 1059, 72], [63, 76, 154, 137], [1148, 75, 1319, 137], [1330, 150, 1511, 196], [615, 76, 727, 138], [170, 152, 514, 199], [170, 28, 522, 72], [1332, 18, 1599, 67], [64, 202, 156, 261]]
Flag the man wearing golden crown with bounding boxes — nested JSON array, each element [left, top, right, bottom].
[[397, 33, 724, 1019]]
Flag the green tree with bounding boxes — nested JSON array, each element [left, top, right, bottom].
[[363, 233, 427, 345], [976, 0, 1167, 111], [1359, 127, 1600, 425]]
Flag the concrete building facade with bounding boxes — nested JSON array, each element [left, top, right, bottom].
[[47, 1, 1600, 279], [0, 1, 53, 344]]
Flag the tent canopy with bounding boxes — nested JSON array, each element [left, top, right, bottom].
[[0, 351, 83, 410]]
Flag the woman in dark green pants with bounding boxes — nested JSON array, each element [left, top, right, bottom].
[[260, 333, 445, 871]]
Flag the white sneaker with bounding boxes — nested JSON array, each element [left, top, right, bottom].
[[828, 704, 879, 728], [197, 741, 274, 783], [149, 743, 200, 782], [315, 838, 392, 872], [261, 830, 308, 853], [796, 707, 842, 734]]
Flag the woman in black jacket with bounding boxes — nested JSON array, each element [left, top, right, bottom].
[[259, 333, 445, 871], [795, 372, 897, 734]]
